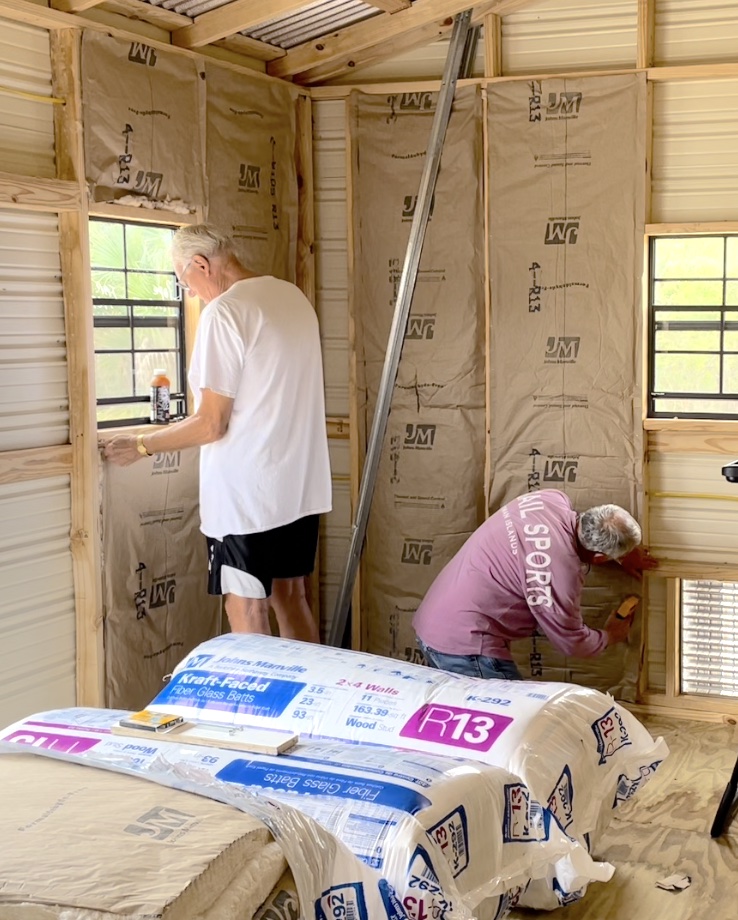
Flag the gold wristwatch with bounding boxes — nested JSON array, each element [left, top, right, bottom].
[[136, 433, 152, 457]]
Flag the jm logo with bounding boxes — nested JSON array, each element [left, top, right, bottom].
[[128, 42, 157, 67], [401, 539, 433, 565], [545, 219, 580, 244], [133, 170, 163, 198], [545, 336, 581, 362], [543, 458, 579, 483], [405, 315, 436, 340], [152, 451, 180, 473], [239, 163, 261, 192], [124, 806, 194, 840], [403, 423, 436, 450], [402, 194, 435, 222], [149, 577, 176, 608], [546, 92, 582, 117], [399, 91, 434, 112]]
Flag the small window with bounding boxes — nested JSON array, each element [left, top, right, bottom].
[[649, 235, 738, 419], [681, 580, 738, 697], [89, 219, 186, 427]]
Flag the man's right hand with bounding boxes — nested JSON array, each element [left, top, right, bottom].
[[604, 607, 635, 645]]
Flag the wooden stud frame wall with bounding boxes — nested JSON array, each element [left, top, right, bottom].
[[0, 0, 320, 707], [317, 0, 738, 720]]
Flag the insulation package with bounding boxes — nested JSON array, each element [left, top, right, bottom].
[[1, 706, 590, 920], [101, 446, 219, 710], [0, 753, 286, 919], [349, 87, 486, 660], [81, 32, 205, 210], [147, 633, 668, 906], [205, 64, 298, 281], [486, 74, 647, 697]]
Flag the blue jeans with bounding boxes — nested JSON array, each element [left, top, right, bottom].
[[418, 639, 523, 681]]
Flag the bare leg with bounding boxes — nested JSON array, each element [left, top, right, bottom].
[[271, 576, 319, 643], [224, 594, 271, 635]]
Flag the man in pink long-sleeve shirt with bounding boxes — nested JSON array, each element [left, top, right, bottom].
[[413, 489, 655, 680]]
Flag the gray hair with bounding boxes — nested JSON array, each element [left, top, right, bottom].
[[577, 504, 641, 559], [172, 224, 236, 264]]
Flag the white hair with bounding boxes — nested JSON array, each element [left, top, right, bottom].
[[577, 504, 641, 559], [172, 224, 236, 264]]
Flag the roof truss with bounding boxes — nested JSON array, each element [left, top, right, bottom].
[[50, 0, 535, 84]]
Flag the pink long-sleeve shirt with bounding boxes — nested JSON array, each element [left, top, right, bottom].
[[412, 490, 608, 660]]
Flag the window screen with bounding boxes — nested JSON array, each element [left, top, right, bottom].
[[682, 580, 738, 697]]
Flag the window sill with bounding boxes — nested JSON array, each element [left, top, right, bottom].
[[644, 418, 738, 433]]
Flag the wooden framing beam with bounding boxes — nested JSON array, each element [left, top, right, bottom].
[[268, 0, 514, 82], [649, 429, 738, 455], [637, 0, 655, 70], [365, 0, 412, 12], [483, 12, 502, 78], [52, 0, 105, 12], [172, 0, 308, 50], [51, 28, 105, 710], [0, 171, 80, 212], [214, 34, 286, 63], [0, 445, 73, 485], [99, 0, 197, 31]]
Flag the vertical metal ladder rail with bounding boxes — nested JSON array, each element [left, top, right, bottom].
[[329, 11, 475, 648]]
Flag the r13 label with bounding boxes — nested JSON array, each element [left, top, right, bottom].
[[399, 704, 513, 752]]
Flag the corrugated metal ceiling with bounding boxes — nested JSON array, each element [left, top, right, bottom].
[[146, 0, 383, 49]]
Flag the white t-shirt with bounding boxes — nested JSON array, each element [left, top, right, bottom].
[[188, 276, 332, 539]]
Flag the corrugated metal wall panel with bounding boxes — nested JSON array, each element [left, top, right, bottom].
[[655, 0, 738, 66], [0, 209, 69, 450], [649, 451, 738, 564], [0, 476, 76, 728], [314, 100, 349, 417], [502, 0, 636, 75], [0, 17, 55, 178], [646, 576, 667, 693], [314, 100, 352, 638], [651, 79, 738, 222]]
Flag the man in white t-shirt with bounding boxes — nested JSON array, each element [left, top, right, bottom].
[[103, 225, 332, 642]]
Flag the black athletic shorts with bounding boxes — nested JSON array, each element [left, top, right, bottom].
[[206, 514, 320, 599]]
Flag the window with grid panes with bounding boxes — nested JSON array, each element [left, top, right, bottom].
[[682, 580, 738, 698], [90, 219, 186, 427], [649, 235, 738, 418]]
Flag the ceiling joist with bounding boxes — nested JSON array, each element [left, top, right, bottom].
[[364, 0, 412, 11], [268, 0, 523, 83], [51, 0, 105, 12], [172, 0, 309, 50]]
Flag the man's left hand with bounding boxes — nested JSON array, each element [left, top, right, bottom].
[[618, 545, 658, 579]]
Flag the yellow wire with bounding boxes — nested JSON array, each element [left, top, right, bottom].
[[0, 85, 65, 106], [651, 491, 738, 503]]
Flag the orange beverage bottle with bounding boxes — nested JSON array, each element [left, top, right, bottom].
[[150, 368, 170, 425]]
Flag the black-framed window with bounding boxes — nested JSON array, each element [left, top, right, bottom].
[[90, 218, 186, 427], [649, 235, 738, 419]]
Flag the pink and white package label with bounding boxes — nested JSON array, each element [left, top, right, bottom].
[[0, 707, 603, 920]]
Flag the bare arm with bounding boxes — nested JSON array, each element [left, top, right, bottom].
[[101, 388, 234, 466]]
